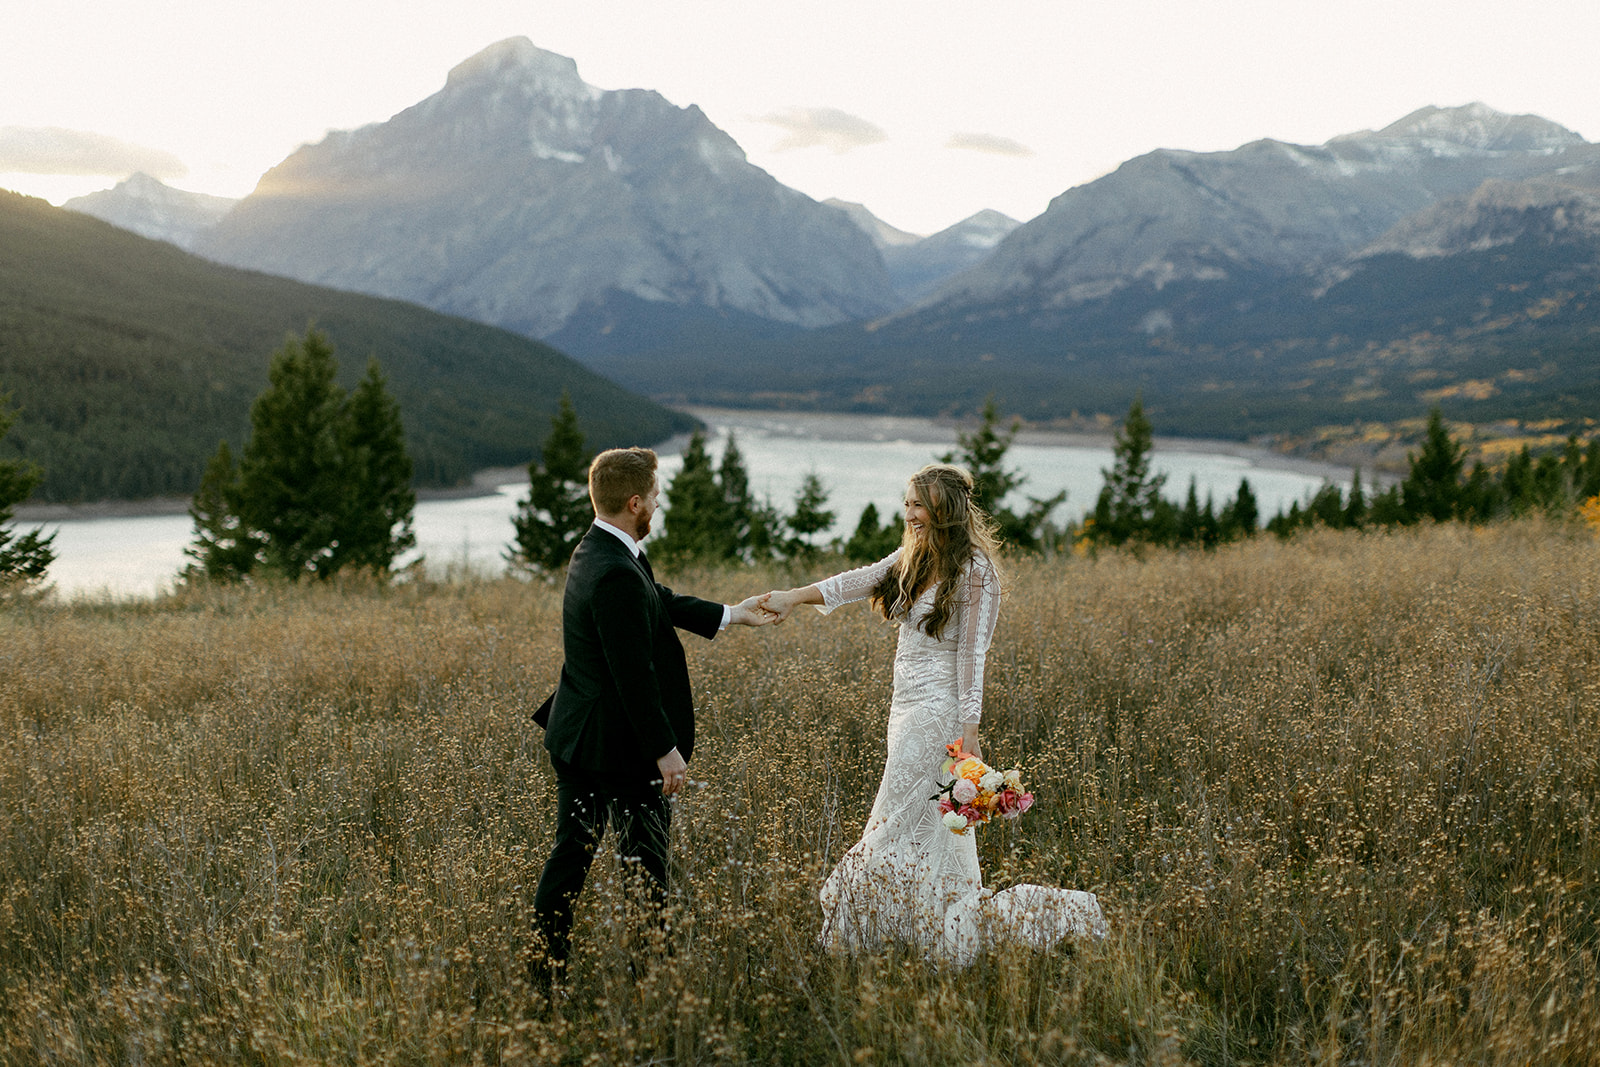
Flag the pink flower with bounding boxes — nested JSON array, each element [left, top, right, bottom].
[[1017, 792, 1035, 814], [958, 804, 984, 824], [951, 778, 979, 805]]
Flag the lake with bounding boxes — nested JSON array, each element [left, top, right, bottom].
[[21, 407, 1356, 601]]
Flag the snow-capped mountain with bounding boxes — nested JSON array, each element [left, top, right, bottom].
[[916, 104, 1600, 320], [63, 173, 237, 250], [884, 209, 1019, 303], [198, 38, 897, 338], [826, 199, 1019, 302]]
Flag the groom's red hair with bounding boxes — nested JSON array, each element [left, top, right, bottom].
[[589, 448, 658, 515]]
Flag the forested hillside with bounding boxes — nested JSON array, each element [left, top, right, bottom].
[[0, 191, 693, 502]]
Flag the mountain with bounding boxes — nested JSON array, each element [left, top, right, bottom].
[[565, 105, 1600, 439], [825, 199, 922, 250], [63, 172, 237, 250], [826, 199, 1020, 303], [915, 103, 1596, 319], [883, 210, 1020, 303], [198, 37, 898, 340], [1353, 173, 1600, 260], [0, 190, 692, 503]]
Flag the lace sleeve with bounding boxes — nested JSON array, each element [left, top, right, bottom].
[[955, 553, 1002, 725], [814, 548, 901, 614]]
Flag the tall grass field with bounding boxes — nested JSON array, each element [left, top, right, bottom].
[[2, 522, 1597, 1064]]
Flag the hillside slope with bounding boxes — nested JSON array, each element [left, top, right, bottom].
[[0, 191, 692, 503]]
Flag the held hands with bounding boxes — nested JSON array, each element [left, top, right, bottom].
[[758, 588, 806, 623], [728, 585, 820, 626], [729, 593, 778, 626]]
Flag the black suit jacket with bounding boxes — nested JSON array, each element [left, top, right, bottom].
[[538, 525, 724, 778]]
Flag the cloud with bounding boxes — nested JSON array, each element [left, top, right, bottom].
[[0, 126, 187, 178], [754, 107, 888, 154], [944, 132, 1036, 158]]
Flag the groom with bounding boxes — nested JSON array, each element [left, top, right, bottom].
[[531, 446, 770, 982]]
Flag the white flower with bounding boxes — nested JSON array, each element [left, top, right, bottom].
[[1003, 768, 1023, 790], [980, 770, 1005, 792], [942, 811, 969, 832]]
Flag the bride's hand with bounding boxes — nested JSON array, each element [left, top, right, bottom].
[[961, 722, 982, 762], [761, 589, 801, 623]]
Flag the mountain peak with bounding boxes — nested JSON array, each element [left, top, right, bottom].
[[444, 37, 596, 101], [1337, 103, 1584, 154]]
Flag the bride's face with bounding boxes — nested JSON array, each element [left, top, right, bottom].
[[904, 486, 932, 542]]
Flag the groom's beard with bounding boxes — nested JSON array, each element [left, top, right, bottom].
[[631, 511, 653, 541]]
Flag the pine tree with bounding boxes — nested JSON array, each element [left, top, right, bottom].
[[0, 391, 55, 588], [843, 501, 902, 562], [1342, 470, 1368, 528], [183, 441, 260, 581], [655, 430, 730, 565], [1400, 409, 1464, 523], [786, 473, 836, 560], [941, 397, 1065, 551], [236, 328, 347, 576], [190, 328, 416, 581], [330, 357, 416, 574], [1219, 477, 1260, 540], [718, 432, 780, 561], [510, 392, 593, 572], [1088, 396, 1167, 547]]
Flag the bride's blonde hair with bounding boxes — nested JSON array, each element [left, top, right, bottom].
[[871, 464, 1002, 641]]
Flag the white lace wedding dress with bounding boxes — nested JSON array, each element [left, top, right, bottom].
[[814, 549, 1106, 966]]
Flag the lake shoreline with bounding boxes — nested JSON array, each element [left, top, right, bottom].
[[16, 406, 1365, 525]]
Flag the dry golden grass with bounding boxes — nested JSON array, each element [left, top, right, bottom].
[[2, 523, 1598, 1065]]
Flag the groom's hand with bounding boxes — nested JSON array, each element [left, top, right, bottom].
[[656, 747, 688, 796], [760, 589, 801, 623], [729, 593, 776, 626]]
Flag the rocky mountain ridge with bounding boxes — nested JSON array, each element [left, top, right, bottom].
[[63, 172, 237, 250], [913, 104, 1600, 322], [197, 37, 899, 338]]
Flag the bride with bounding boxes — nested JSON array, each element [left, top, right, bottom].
[[762, 464, 1105, 965]]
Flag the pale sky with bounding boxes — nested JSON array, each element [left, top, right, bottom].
[[3, 0, 1599, 236]]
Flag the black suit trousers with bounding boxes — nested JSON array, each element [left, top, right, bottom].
[[532, 754, 672, 967]]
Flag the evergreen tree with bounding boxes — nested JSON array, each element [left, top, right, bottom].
[[1459, 461, 1501, 523], [1307, 483, 1347, 529], [236, 328, 347, 576], [1368, 484, 1409, 526], [1087, 396, 1167, 547], [0, 392, 55, 588], [183, 441, 259, 581], [654, 430, 730, 565], [510, 392, 593, 572], [329, 357, 415, 574], [1400, 409, 1464, 523], [1219, 477, 1260, 541], [843, 501, 903, 562], [189, 327, 416, 581], [1343, 470, 1368, 528], [1177, 479, 1205, 546], [941, 397, 1065, 551], [718, 432, 779, 561], [786, 473, 836, 560], [1579, 440, 1600, 501]]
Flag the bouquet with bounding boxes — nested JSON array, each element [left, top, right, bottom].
[[932, 741, 1034, 835]]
